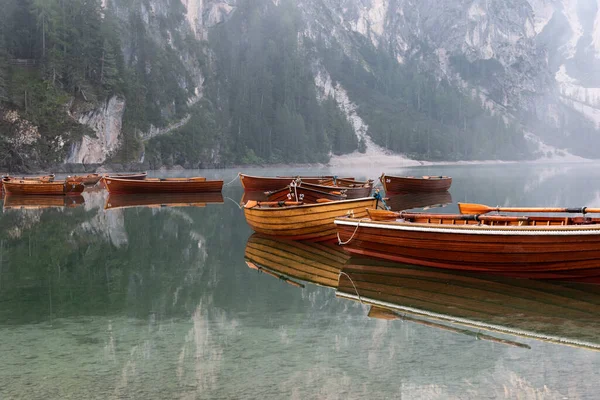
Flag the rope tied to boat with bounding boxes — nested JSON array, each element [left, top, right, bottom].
[[223, 173, 241, 187], [373, 190, 389, 210], [337, 219, 361, 245], [290, 179, 299, 202]]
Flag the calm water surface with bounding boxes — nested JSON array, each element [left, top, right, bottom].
[[1, 163, 600, 399]]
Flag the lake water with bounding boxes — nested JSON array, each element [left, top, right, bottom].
[[1, 163, 600, 399]]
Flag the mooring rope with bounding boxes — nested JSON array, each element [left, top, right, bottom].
[[337, 219, 361, 245], [338, 271, 363, 304], [222, 173, 241, 187]]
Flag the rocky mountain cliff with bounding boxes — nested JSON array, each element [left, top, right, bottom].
[[2, 0, 599, 170]]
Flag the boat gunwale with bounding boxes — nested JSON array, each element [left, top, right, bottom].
[[334, 217, 600, 234], [244, 197, 377, 212]]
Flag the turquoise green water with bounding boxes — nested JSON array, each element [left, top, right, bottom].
[[1, 163, 600, 399]]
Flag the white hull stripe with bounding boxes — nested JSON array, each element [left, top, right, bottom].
[[334, 219, 600, 236]]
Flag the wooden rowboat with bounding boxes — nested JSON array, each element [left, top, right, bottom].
[[104, 192, 224, 210], [385, 191, 453, 211], [102, 176, 223, 194], [2, 177, 85, 195], [3, 194, 85, 209], [337, 260, 600, 350], [104, 172, 147, 180], [244, 233, 349, 288], [380, 173, 452, 194], [299, 181, 372, 199], [243, 197, 379, 242], [335, 208, 600, 276], [266, 184, 347, 203], [239, 174, 337, 192], [2, 174, 55, 182], [66, 173, 102, 185]]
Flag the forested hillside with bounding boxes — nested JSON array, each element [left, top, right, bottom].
[[0, 0, 543, 171]]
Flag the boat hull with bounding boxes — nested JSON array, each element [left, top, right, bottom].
[[239, 174, 334, 192], [266, 185, 346, 203], [381, 174, 452, 195], [2, 179, 85, 195], [68, 174, 102, 185], [335, 218, 600, 274], [300, 182, 371, 199], [103, 177, 223, 194], [244, 197, 379, 241]]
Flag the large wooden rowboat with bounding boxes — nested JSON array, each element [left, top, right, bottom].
[[66, 173, 102, 185], [105, 192, 224, 210], [2, 174, 55, 182], [3, 194, 85, 209], [243, 197, 379, 242], [239, 174, 337, 192], [244, 233, 349, 288], [337, 261, 600, 350], [335, 209, 600, 276], [2, 177, 84, 195], [102, 176, 223, 194], [380, 173, 452, 194]]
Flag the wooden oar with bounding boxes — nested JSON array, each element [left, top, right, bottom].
[[366, 209, 529, 223], [458, 202, 599, 215]]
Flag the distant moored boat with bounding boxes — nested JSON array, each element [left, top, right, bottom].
[[380, 173, 452, 194]]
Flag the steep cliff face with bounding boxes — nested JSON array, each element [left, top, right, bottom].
[[66, 96, 125, 164], [303, 0, 600, 157]]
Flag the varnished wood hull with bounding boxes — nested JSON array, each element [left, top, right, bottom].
[[2, 178, 85, 195], [239, 174, 335, 192], [68, 174, 102, 185], [104, 172, 147, 180], [3, 194, 85, 209], [381, 174, 452, 194], [335, 217, 600, 274], [266, 185, 346, 203], [244, 233, 349, 288], [105, 192, 224, 210], [244, 197, 379, 241], [103, 177, 223, 194], [337, 261, 600, 350], [386, 191, 453, 211], [300, 182, 372, 199]]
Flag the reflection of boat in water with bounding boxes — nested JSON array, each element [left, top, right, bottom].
[[104, 192, 224, 210], [3, 194, 85, 209], [337, 259, 600, 350], [244, 233, 349, 288], [385, 191, 453, 211]]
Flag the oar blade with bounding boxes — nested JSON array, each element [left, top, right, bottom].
[[457, 202, 494, 215]]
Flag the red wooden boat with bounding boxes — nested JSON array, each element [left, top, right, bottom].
[[3, 174, 55, 182], [105, 192, 224, 210], [243, 197, 379, 242], [380, 173, 452, 194], [385, 191, 453, 211], [337, 260, 600, 350], [335, 208, 600, 276], [244, 233, 349, 289], [299, 181, 372, 199], [3, 194, 85, 209], [104, 172, 147, 180], [66, 173, 102, 185], [266, 184, 346, 203], [239, 174, 337, 192], [2, 177, 84, 195], [102, 176, 223, 194]]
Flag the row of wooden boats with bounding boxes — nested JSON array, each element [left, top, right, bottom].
[[238, 173, 600, 278], [245, 233, 600, 351], [0, 171, 225, 196]]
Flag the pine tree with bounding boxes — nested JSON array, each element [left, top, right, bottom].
[[100, 39, 119, 92]]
